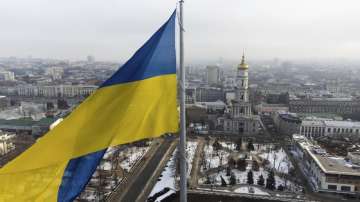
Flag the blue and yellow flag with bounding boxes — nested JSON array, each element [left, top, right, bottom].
[[0, 11, 178, 201]]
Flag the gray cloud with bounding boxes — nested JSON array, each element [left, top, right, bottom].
[[0, 0, 359, 62]]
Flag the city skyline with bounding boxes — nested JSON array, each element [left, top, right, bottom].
[[1, 0, 360, 62]]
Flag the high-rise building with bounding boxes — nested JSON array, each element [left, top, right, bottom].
[[87, 55, 95, 63], [206, 65, 220, 85]]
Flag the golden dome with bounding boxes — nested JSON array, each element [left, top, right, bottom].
[[238, 53, 249, 70]]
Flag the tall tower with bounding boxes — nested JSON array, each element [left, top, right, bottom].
[[232, 53, 251, 118], [235, 53, 249, 102]]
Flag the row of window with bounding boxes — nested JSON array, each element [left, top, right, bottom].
[[300, 126, 360, 136], [328, 184, 351, 192]]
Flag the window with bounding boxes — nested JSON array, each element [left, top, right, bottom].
[[328, 185, 337, 190], [341, 186, 351, 191]]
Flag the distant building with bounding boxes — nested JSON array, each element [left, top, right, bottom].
[[185, 88, 196, 104], [195, 100, 226, 113], [0, 117, 56, 137], [87, 55, 95, 63], [45, 67, 63, 81], [254, 103, 289, 115], [293, 135, 360, 194], [273, 111, 301, 135], [206, 65, 220, 85], [0, 131, 15, 155], [300, 119, 360, 139], [16, 85, 97, 98], [218, 54, 260, 135], [289, 97, 360, 114], [0, 96, 8, 110], [195, 87, 224, 102], [0, 71, 15, 81]]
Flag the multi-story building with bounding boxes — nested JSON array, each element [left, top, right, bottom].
[[206, 65, 220, 85], [0, 96, 8, 110], [16, 85, 97, 98], [195, 87, 224, 102], [45, 67, 64, 81], [273, 111, 301, 136], [254, 103, 289, 115], [218, 54, 260, 135], [293, 135, 360, 194], [0, 71, 15, 81], [300, 119, 360, 139], [195, 101, 226, 113], [289, 97, 360, 114]]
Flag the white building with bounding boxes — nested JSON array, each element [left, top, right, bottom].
[[218, 54, 260, 135], [300, 119, 360, 138], [16, 85, 97, 98], [45, 67, 63, 80], [0, 71, 15, 81], [0, 131, 15, 156], [293, 135, 360, 194]]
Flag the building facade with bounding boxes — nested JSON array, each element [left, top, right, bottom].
[[16, 85, 97, 98], [289, 97, 360, 114], [195, 87, 224, 102], [273, 111, 301, 136], [300, 119, 360, 139]]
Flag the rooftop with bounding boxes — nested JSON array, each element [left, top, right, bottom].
[[293, 134, 360, 176], [301, 119, 360, 128]]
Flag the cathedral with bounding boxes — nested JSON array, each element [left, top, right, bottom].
[[218, 54, 260, 135]]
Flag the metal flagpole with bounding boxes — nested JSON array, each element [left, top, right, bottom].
[[179, 0, 187, 202]]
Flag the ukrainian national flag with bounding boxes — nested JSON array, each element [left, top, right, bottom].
[[0, 11, 178, 201]]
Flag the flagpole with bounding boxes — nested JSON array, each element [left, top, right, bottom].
[[179, 0, 187, 202]]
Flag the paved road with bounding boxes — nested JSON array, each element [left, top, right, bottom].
[[118, 138, 174, 202], [189, 137, 205, 189]]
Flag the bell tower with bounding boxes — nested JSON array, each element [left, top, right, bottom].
[[235, 52, 249, 103]]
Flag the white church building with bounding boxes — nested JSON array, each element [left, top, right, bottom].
[[217, 54, 260, 135]]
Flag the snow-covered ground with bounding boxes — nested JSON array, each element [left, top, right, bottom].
[[259, 147, 293, 174], [234, 186, 270, 195], [186, 141, 198, 177], [202, 144, 230, 170], [220, 141, 236, 151], [119, 146, 150, 171], [199, 142, 302, 193], [99, 144, 150, 172], [200, 167, 292, 188], [149, 149, 177, 202]]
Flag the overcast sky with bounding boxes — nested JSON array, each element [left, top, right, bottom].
[[1, 0, 359, 62]]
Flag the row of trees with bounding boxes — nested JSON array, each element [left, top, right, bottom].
[[218, 169, 284, 191], [235, 138, 255, 151]]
